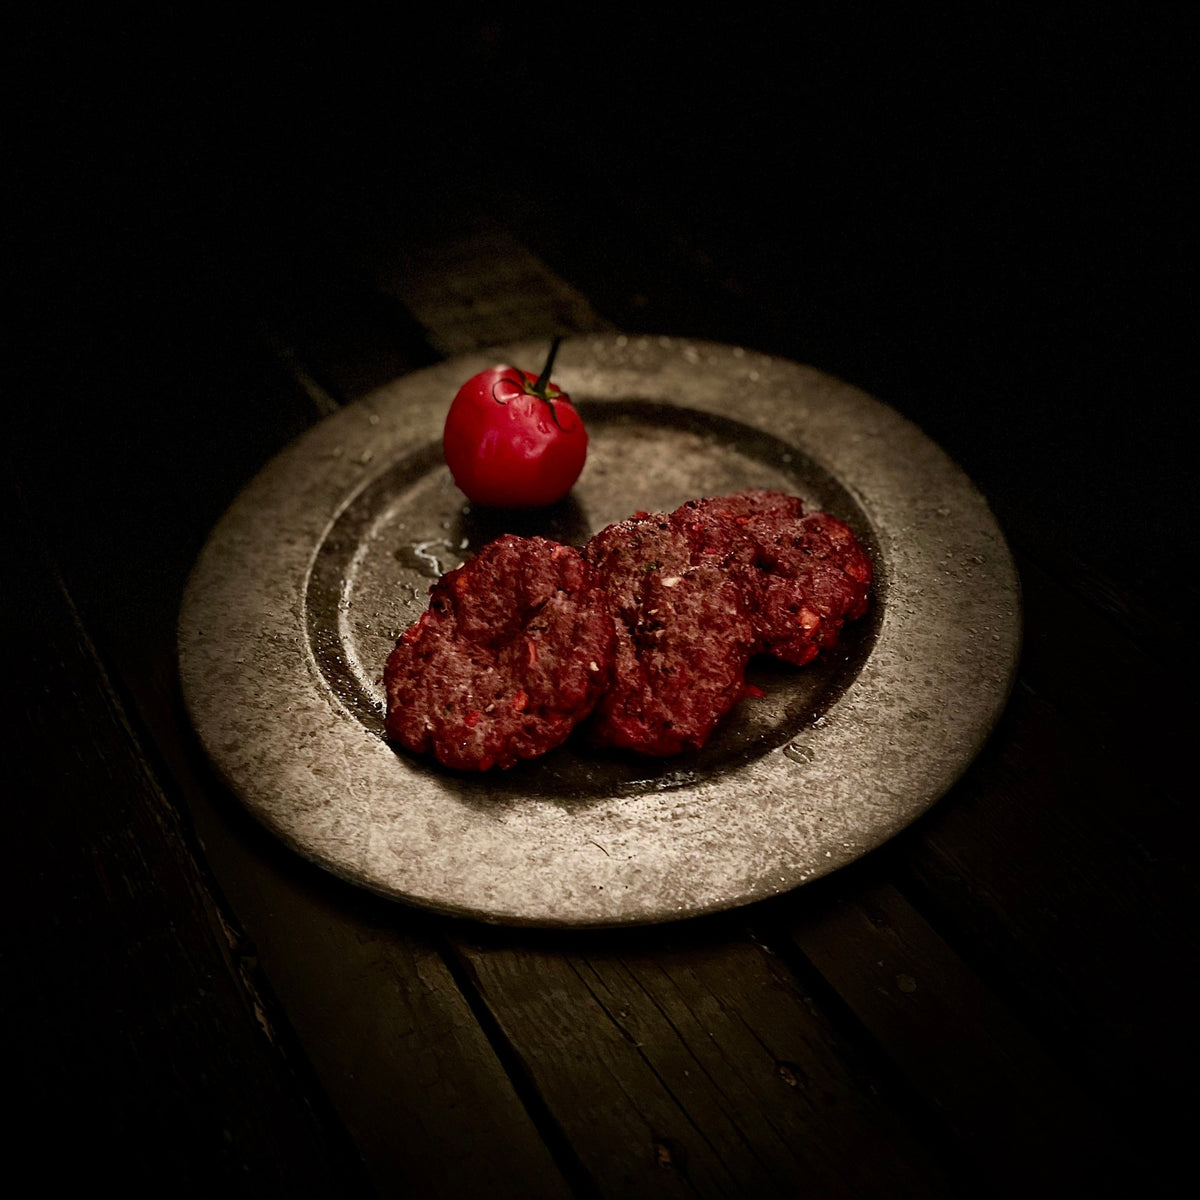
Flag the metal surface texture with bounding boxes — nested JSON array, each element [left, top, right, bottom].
[[178, 335, 1021, 926]]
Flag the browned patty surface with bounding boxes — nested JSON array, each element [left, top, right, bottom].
[[583, 513, 756, 756], [384, 534, 615, 771], [671, 490, 873, 666]]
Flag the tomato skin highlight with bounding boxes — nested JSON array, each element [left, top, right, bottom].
[[443, 363, 588, 508]]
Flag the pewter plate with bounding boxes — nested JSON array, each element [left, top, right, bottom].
[[178, 336, 1020, 927]]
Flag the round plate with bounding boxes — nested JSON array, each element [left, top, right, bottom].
[[179, 335, 1020, 926]]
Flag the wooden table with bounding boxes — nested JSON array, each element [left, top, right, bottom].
[[8, 17, 1194, 1196]]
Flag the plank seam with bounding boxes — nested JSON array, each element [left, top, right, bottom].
[[437, 940, 604, 1200]]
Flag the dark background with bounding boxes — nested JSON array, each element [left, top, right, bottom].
[[9, 12, 1193, 627]]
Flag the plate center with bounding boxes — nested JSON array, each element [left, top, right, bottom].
[[305, 400, 882, 798]]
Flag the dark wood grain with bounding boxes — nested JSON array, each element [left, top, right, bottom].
[[2, 484, 366, 1195], [891, 554, 1194, 1194], [454, 925, 958, 1199], [783, 880, 1135, 1193]]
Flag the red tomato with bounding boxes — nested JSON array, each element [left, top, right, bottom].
[[443, 341, 587, 508]]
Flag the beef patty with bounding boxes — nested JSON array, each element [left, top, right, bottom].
[[583, 513, 756, 756], [384, 534, 615, 771], [385, 492, 872, 768], [671, 490, 873, 666]]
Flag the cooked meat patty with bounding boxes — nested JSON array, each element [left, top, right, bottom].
[[384, 534, 615, 771], [583, 513, 756, 756], [385, 491, 872, 769], [671, 488, 803, 586], [745, 509, 873, 665], [671, 491, 873, 666]]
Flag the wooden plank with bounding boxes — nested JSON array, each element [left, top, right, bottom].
[[1, 485, 366, 1193], [365, 209, 614, 354], [888, 555, 1195, 1192], [455, 927, 959, 1198], [780, 880, 1137, 1194], [215, 242, 444, 410]]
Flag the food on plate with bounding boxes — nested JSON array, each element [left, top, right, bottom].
[[671, 490, 873, 666], [383, 535, 615, 771], [443, 338, 588, 508], [384, 491, 873, 770], [583, 513, 757, 756]]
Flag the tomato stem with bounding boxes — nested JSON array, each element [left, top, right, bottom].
[[531, 336, 562, 398]]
